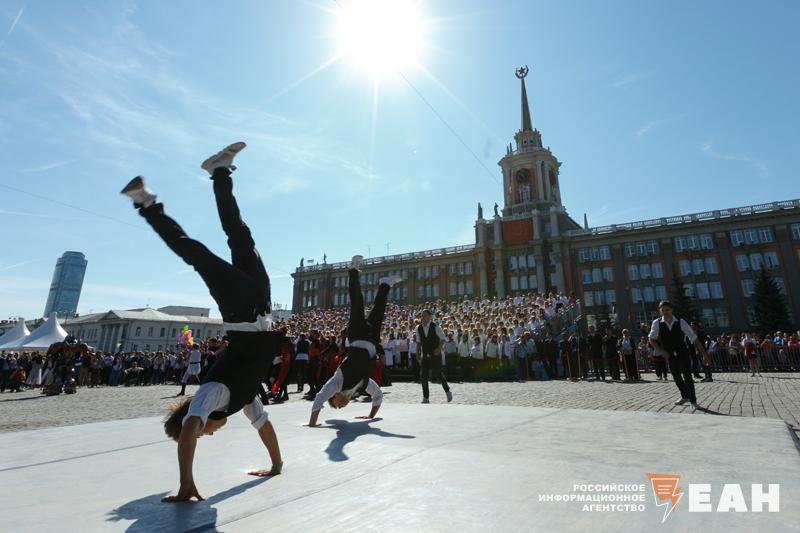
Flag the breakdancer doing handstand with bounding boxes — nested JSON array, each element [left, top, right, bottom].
[[306, 256, 401, 427], [121, 142, 285, 502]]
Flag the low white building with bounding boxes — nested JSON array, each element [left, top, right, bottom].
[[62, 306, 223, 353]]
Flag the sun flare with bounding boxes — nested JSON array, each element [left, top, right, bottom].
[[335, 0, 425, 77]]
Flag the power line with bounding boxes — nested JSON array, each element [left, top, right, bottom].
[[0, 183, 145, 231], [398, 71, 501, 185]]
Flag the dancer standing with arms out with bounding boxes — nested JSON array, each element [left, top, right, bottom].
[[306, 256, 400, 426], [649, 300, 710, 410], [121, 142, 285, 502], [416, 310, 453, 404]]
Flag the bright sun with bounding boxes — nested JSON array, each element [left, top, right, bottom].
[[335, 0, 425, 77]]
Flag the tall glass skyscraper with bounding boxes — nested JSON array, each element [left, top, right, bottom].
[[43, 251, 88, 318]]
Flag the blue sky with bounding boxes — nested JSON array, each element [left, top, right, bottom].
[[1, 0, 798, 320]]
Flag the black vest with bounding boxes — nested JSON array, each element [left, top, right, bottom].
[[417, 322, 440, 356], [658, 318, 689, 357], [340, 346, 374, 391], [205, 331, 285, 420]]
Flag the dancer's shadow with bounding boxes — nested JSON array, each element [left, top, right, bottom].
[[321, 418, 415, 462], [107, 476, 271, 533]]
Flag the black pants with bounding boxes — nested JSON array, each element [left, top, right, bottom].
[[307, 356, 320, 394], [607, 357, 621, 380], [702, 364, 713, 381], [690, 350, 702, 377], [621, 352, 639, 380], [347, 268, 389, 345], [592, 358, 605, 380], [669, 352, 696, 403], [294, 359, 308, 391], [653, 358, 668, 379], [420, 354, 449, 399], [139, 168, 270, 323]]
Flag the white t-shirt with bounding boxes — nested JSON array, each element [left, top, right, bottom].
[[183, 381, 269, 433], [311, 368, 383, 412]]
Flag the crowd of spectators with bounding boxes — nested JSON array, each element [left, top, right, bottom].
[[2, 291, 799, 395]]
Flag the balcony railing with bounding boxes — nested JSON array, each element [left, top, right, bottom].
[[296, 244, 476, 273]]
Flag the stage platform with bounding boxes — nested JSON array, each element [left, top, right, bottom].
[[1, 401, 797, 532]]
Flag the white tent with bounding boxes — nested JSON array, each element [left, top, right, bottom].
[[0, 313, 68, 351], [0, 319, 31, 349]]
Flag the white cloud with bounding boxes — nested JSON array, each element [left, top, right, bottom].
[[636, 115, 685, 139], [611, 70, 655, 88], [701, 141, 769, 178]]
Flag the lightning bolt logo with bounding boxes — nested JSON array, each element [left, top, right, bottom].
[[647, 473, 682, 523]]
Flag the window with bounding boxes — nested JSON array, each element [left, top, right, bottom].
[[758, 227, 774, 243], [774, 278, 786, 295], [510, 277, 519, 291], [584, 291, 595, 307], [528, 275, 537, 290], [679, 260, 691, 277], [636, 241, 647, 257], [605, 290, 616, 304], [639, 264, 651, 279], [578, 248, 589, 263], [509, 256, 517, 271], [450, 282, 457, 296], [683, 284, 695, 298], [701, 309, 716, 328], [631, 288, 642, 303], [628, 265, 639, 281], [147, 327, 153, 337], [736, 255, 749, 272], [520, 276, 528, 290], [418, 286, 425, 299], [675, 236, 687, 252], [692, 259, 704, 275], [526, 255, 535, 269], [159, 328, 165, 337], [687, 235, 700, 250], [581, 269, 592, 285], [643, 287, 655, 303], [171, 328, 176, 338], [518, 255, 527, 270], [730, 230, 744, 247], [749, 253, 764, 271], [602, 267, 613, 282], [466, 281, 474, 295], [700, 234, 714, 250], [744, 228, 758, 245], [764, 252, 779, 270], [595, 291, 606, 306], [647, 240, 660, 255], [710, 282, 723, 299], [592, 268, 602, 283], [715, 308, 730, 327], [432, 266, 439, 278], [655, 285, 667, 301], [624, 243, 636, 258], [704, 257, 718, 274], [741, 279, 755, 297], [599, 246, 611, 260], [696, 283, 710, 300], [652, 263, 664, 279], [135, 327, 141, 337], [792, 223, 800, 240]]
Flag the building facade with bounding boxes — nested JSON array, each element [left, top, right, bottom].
[[43, 251, 88, 318], [292, 69, 800, 333]]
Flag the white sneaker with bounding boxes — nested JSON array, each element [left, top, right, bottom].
[[350, 255, 364, 270], [674, 398, 688, 406], [446, 390, 453, 403], [120, 176, 156, 208], [201, 141, 246, 175], [379, 275, 403, 287]]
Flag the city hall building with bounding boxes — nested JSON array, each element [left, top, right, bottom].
[[292, 70, 800, 332]]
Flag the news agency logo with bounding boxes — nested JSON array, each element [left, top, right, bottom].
[[646, 473, 780, 523]]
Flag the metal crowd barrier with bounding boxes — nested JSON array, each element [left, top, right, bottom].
[[636, 345, 800, 373]]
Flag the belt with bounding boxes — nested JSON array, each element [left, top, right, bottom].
[[224, 314, 273, 332], [350, 340, 377, 358]]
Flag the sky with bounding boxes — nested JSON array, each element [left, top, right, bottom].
[[1, 0, 798, 320]]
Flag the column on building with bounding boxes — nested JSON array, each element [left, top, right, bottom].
[[543, 162, 552, 201], [611, 243, 629, 328], [534, 244, 546, 293], [536, 160, 545, 201], [492, 216, 505, 297], [552, 244, 566, 294], [531, 209, 541, 240], [549, 206, 560, 237]]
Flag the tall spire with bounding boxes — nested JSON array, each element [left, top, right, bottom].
[[516, 65, 532, 132]]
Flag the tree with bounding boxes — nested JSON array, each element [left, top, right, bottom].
[[752, 268, 794, 334], [670, 274, 699, 323]]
